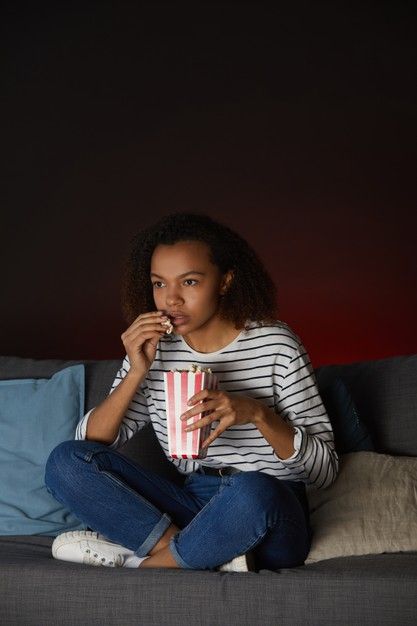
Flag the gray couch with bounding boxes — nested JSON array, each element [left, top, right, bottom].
[[1, 353, 417, 626]]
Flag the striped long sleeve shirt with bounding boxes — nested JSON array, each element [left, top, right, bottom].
[[75, 320, 339, 489]]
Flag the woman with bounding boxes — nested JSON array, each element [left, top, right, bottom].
[[45, 212, 338, 571]]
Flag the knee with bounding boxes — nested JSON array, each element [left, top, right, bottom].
[[44, 440, 94, 491], [45, 441, 73, 487], [228, 471, 280, 511]]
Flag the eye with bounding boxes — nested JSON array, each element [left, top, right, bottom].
[[151, 279, 198, 288]]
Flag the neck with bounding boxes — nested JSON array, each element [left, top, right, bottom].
[[182, 319, 242, 353]]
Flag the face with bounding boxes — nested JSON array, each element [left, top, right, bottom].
[[150, 240, 232, 334]]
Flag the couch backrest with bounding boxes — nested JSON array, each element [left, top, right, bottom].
[[1, 353, 417, 477], [315, 354, 417, 457], [0, 356, 121, 413], [84, 352, 417, 459], [0, 355, 183, 484]]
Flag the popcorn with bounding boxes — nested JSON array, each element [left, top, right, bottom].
[[170, 364, 212, 373], [163, 365, 218, 460], [161, 319, 174, 334]]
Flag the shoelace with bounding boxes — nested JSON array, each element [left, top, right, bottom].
[[82, 547, 123, 567]]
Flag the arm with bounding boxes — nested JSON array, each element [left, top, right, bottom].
[[75, 355, 151, 447], [252, 406, 297, 460], [259, 343, 339, 489]]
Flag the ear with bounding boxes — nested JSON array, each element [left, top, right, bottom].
[[220, 269, 234, 295]]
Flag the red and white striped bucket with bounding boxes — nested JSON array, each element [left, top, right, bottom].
[[163, 370, 219, 459]]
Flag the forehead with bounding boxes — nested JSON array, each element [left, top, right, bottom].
[[151, 240, 212, 270]]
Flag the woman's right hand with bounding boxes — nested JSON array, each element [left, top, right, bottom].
[[121, 311, 169, 374]]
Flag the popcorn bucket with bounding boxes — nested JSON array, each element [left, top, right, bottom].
[[163, 367, 219, 459]]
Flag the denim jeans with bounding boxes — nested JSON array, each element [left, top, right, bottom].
[[45, 440, 312, 571]]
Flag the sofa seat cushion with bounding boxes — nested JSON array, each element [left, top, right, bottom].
[[1, 535, 417, 626]]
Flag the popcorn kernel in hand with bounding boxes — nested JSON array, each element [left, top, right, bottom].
[[161, 319, 174, 334]]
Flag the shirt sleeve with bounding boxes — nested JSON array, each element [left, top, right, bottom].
[[74, 354, 151, 449], [273, 342, 339, 489]]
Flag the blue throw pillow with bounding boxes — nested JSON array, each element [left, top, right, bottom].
[[0, 365, 87, 536], [315, 373, 374, 454]]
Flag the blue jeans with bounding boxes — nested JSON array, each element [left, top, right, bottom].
[[45, 440, 312, 571]]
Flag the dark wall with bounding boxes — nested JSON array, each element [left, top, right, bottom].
[[2, 2, 416, 366]]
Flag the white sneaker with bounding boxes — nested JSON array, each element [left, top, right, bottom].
[[51, 530, 136, 567], [217, 551, 255, 572]]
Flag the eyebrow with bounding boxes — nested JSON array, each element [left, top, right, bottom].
[[150, 271, 206, 279]]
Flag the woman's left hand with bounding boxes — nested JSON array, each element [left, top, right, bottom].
[[180, 389, 264, 449]]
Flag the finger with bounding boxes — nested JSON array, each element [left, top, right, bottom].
[[201, 423, 228, 448], [181, 400, 218, 422], [138, 316, 169, 329], [127, 319, 169, 338], [184, 410, 221, 432], [126, 312, 165, 329], [187, 388, 220, 406], [136, 311, 166, 320]]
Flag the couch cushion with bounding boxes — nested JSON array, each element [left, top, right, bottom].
[[315, 372, 374, 453], [0, 366, 87, 536], [306, 451, 417, 563], [315, 354, 417, 456], [1, 535, 417, 626]]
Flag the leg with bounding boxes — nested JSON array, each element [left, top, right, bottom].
[[168, 471, 311, 570], [252, 479, 312, 570], [148, 522, 180, 556], [139, 543, 180, 568], [45, 440, 205, 563]]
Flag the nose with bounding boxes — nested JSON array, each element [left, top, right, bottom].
[[165, 286, 184, 308]]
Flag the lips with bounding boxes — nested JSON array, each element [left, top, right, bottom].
[[167, 313, 189, 325]]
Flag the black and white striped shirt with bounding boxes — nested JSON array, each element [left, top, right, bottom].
[[75, 320, 339, 489]]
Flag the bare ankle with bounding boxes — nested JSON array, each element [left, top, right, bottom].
[[140, 545, 180, 569], [148, 523, 180, 556]]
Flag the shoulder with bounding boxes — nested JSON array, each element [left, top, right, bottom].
[[244, 319, 302, 345], [242, 319, 304, 359]]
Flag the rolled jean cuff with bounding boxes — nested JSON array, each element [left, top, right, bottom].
[[168, 535, 193, 569], [134, 513, 172, 557]]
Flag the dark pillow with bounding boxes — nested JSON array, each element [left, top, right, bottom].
[[315, 373, 374, 455]]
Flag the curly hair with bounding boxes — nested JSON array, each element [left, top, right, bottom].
[[120, 212, 278, 330]]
